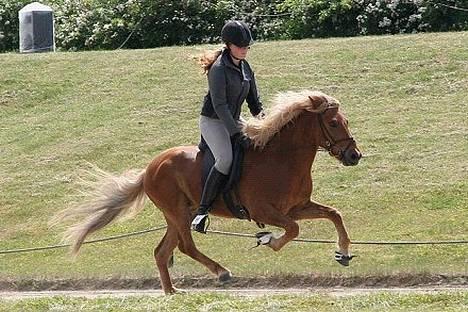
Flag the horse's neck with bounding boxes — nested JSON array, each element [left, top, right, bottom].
[[265, 112, 318, 159]]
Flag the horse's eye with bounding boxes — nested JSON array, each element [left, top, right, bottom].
[[329, 120, 339, 128]]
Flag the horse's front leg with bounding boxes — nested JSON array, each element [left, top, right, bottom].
[[287, 200, 352, 264], [255, 210, 300, 252]]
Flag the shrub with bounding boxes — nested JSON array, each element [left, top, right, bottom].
[[135, 0, 230, 47], [53, 0, 143, 50], [279, 0, 360, 38], [422, 0, 468, 32], [0, 0, 466, 52], [355, 0, 429, 35], [354, 0, 468, 35], [0, 0, 30, 52]]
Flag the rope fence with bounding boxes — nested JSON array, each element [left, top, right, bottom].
[[0, 226, 168, 255], [1, 226, 467, 255]]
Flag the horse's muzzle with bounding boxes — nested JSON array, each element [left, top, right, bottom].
[[342, 148, 361, 166]]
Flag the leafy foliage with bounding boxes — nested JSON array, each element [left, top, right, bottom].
[[279, 0, 360, 38], [354, 0, 468, 35], [0, 0, 30, 51], [1, 0, 467, 51]]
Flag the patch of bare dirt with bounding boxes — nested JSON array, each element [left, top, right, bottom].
[[2, 287, 467, 300], [0, 273, 466, 292]]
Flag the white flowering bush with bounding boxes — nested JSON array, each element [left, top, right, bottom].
[[280, 0, 467, 38], [53, 0, 234, 50], [355, 0, 427, 34], [53, 0, 144, 50]]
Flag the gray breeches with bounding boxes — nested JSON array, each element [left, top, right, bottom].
[[199, 116, 233, 175]]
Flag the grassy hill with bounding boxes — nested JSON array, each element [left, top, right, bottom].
[[0, 32, 466, 283]]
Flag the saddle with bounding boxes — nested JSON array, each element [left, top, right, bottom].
[[198, 136, 251, 220]]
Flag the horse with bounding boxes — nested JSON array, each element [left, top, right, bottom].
[[53, 90, 362, 294]]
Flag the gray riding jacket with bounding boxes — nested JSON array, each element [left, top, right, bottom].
[[200, 49, 263, 136]]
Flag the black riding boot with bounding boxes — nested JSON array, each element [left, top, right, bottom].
[[191, 166, 227, 233]]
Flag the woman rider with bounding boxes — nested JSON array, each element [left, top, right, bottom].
[[191, 20, 264, 233]]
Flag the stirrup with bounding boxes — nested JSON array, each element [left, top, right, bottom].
[[191, 214, 210, 234]]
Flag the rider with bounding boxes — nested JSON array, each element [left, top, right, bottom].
[[191, 20, 264, 233]]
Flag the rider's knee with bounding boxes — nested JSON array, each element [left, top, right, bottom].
[[215, 157, 232, 175]]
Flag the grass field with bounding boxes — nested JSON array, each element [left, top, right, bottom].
[[0, 32, 466, 285], [1, 291, 467, 312]]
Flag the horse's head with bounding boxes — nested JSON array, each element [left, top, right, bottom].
[[307, 95, 362, 166]]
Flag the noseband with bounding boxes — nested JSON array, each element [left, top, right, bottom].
[[317, 111, 355, 159]]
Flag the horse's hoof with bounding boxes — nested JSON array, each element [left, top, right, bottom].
[[218, 270, 232, 283], [335, 251, 355, 267], [168, 254, 175, 268], [165, 287, 185, 295]]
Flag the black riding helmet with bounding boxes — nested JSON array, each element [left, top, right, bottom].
[[221, 20, 253, 47]]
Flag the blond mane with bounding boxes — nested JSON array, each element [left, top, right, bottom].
[[243, 90, 340, 149]]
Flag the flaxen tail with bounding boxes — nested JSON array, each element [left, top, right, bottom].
[[51, 166, 147, 256]]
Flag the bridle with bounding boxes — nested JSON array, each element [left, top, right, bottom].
[[317, 110, 356, 159]]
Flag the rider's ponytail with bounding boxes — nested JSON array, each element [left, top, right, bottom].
[[198, 48, 223, 74]]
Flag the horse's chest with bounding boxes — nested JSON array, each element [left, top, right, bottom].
[[243, 161, 312, 200]]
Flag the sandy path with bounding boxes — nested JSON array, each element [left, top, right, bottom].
[[1, 287, 466, 300]]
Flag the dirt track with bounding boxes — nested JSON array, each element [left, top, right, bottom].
[[1, 287, 467, 300], [0, 273, 466, 299]]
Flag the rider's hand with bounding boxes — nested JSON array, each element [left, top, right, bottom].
[[231, 132, 252, 149], [255, 110, 265, 120]]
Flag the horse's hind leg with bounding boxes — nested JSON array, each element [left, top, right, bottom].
[[154, 221, 180, 294], [287, 200, 352, 260]]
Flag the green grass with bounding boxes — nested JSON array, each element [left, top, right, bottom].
[[1, 291, 467, 312], [0, 32, 467, 282]]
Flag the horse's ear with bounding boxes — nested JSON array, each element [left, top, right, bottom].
[[307, 95, 327, 113], [308, 95, 320, 104]]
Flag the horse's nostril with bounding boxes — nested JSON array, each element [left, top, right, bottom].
[[351, 153, 357, 160]]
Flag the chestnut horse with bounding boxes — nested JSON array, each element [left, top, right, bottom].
[[55, 90, 361, 294]]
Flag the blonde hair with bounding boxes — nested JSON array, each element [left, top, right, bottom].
[[198, 48, 223, 74]]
